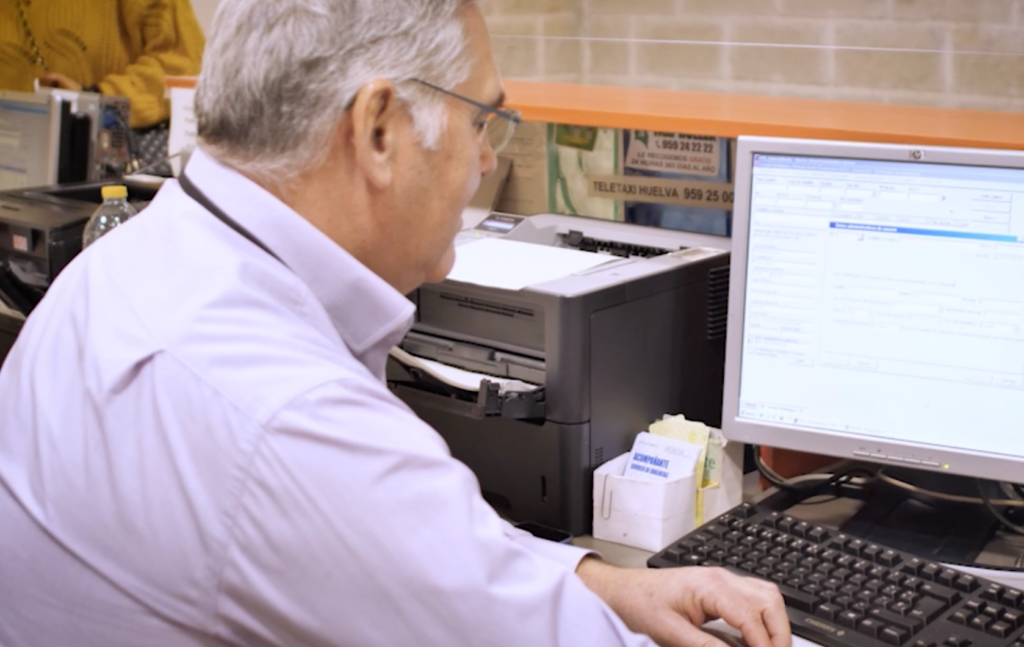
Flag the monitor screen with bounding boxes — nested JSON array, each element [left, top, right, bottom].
[[0, 91, 62, 191], [723, 136, 1024, 485]]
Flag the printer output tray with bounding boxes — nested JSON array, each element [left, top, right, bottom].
[[386, 334, 546, 421]]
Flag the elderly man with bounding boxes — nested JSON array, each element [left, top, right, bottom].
[[0, 1, 791, 645]]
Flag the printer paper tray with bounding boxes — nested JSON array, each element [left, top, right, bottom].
[[390, 382, 544, 420], [387, 360, 545, 420]]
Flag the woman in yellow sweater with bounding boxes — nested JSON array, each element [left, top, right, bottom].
[[1, 0, 205, 131]]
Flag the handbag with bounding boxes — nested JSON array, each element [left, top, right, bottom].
[[132, 122, 172, 176]]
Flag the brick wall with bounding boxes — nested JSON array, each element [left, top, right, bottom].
[[481, 0, 1024, 113]]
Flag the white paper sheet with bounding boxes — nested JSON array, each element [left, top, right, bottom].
[[446, 238, 614, 291], [389, 347, 538, 394], [624, 432, 704, 483]]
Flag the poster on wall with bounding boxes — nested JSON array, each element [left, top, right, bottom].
[[623, 132, 722, 177], [548, 124, 621, 221], [616, 130, 734, 237]]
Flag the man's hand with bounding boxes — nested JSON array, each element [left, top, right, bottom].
[[576, 558, 791, 647], [39, 72, 83, 92]]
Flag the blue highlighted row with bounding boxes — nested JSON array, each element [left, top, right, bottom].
[[831, 222, 1021, 243]]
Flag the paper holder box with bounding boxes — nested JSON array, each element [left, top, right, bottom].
[[592, 452, 696, 552]]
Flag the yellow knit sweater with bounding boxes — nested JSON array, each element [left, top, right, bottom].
[[1, 0, 205, 129]]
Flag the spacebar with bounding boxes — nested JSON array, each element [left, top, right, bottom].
[[722, 567, 820, 612]]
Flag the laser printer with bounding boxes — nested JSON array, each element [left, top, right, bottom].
[[0, 179, 162, 362], [386, 213, 731, 535]]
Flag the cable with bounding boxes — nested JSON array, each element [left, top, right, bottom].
[[877, 470, 1024, 507], [976, 479, 1024, 536], [750, 444, 803, 491], [749, 445, 873, 497]]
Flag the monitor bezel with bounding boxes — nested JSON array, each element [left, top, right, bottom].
[[724, 136, 1024, 485]]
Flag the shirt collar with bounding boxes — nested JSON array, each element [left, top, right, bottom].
[[180, 149, 415, 366]]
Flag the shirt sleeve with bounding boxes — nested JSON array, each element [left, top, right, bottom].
[[213, 377, 655, 647], [98, 0, 205, 128], [502, 518, 601, 570]]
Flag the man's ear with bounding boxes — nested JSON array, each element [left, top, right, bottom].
[[348, 79, 404, 190]]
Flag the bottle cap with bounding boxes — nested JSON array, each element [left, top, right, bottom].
[[101, 185, 128, 200]]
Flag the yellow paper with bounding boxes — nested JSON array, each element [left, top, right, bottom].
[[649, 414, 710, 526]]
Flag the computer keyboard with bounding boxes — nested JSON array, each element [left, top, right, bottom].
[[649, 502, 1024, 647]]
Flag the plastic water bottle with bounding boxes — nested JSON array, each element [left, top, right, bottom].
[[82, 185, 138, 248]]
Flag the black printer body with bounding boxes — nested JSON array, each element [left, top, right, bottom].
[[387, 213, 731, 535], [0, 180, 161, 364]]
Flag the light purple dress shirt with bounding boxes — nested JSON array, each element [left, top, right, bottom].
[[0, 149, 654, 646]]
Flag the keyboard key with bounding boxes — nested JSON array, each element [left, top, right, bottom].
[[816, 603, 842, 621], [937, 569, 958, 586], [980, 584, 1004, 602], [920, 563, 942, 581], [920, 582, 961, 605], [863, 544, 883, 560], [964, 600, 984, 614], [902, 558, 926, 575], [988, 620, 1013, 638], [857, 617, 885, 637], [837, 610, 863, 628], [880, 627, 909, 645], [853, 559, 874, 574], [735, 503, 757, 517], [889, 600, 912, 615], [886, 571, 908, 586], [663, 546, 686, 562], [901, 589, 925, 606], [833, 595, 856, 610], [1001, 589, 1024, 608], [846, 539, 867, 556], [910, 596, 948, 623], [870, 606, 925, 633], [775, 582, 821, 612], [807, 526, 831, 542]]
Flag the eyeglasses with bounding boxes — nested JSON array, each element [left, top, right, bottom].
[[410, 78, 521, 154]]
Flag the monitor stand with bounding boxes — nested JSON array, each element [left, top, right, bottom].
[[839, 468, 1002, 565]]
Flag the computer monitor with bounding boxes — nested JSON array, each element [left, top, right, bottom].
[[0, 90, 130, 192], [724, 136, 1024, 537], [0, 92, 63, 190]]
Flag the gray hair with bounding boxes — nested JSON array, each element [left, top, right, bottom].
[[195, 0, 475, 186]]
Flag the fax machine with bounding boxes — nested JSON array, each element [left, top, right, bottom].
[[386, 213, 731, 535]]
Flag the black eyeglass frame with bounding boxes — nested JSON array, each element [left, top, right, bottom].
[[410, 78, 521, 150]]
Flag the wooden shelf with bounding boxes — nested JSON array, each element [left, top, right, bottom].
[[504, 80, 1024, 151], [167, 76, 1023, 151]]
